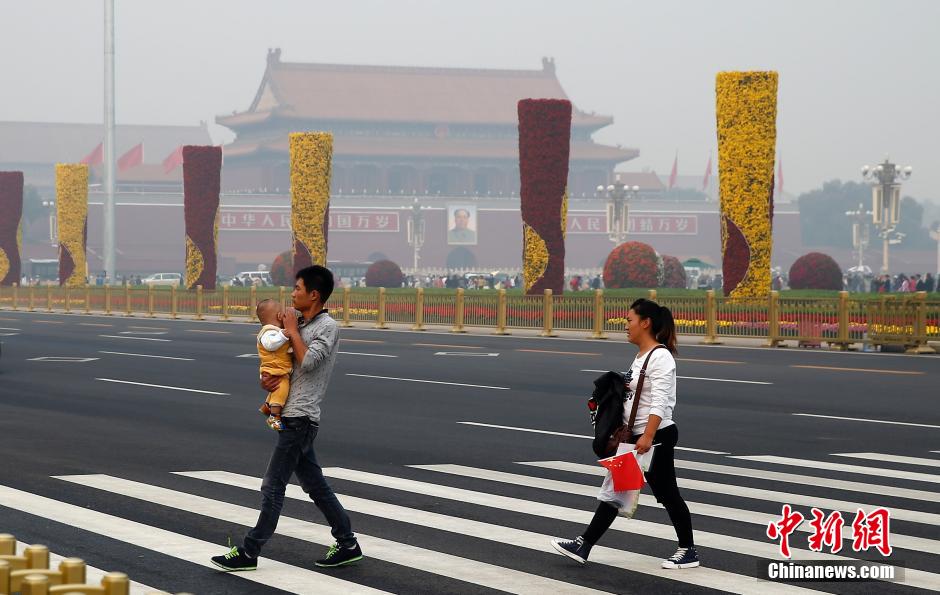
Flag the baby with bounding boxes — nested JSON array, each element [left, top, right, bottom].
[[255, 299, 293, 430]]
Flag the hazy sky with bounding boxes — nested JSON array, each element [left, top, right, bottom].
[[3, 0, 938, 199]]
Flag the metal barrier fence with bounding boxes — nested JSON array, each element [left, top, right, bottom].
[[0, 284, 937, 353]]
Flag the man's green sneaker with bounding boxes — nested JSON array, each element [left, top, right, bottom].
[[315, 542, 363, 567], [211, 546, 257, 571]]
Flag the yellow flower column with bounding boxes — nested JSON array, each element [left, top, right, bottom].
[[716, 71, 778, 298], [290, 132, 333, 271], [55, 164, 89, 286]]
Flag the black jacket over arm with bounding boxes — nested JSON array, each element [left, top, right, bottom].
[[591, 371, 628, 457]]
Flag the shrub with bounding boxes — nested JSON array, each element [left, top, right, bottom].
[[661, 255, 687, 288], [603, 241, 659, 288], [270, 250, 293, 287], [789, 252, 843, 290], [365, 259, 404, 288]]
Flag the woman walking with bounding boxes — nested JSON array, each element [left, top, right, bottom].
[[551, 298, 699, 569]]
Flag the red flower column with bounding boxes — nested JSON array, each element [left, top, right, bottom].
[[0, 172, 24, 285], [518, 99, 571, 295], [183, 146, 222, 290]]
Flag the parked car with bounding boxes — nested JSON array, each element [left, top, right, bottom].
[[141, 273, 182, 286], [231, 271, 274, 287]]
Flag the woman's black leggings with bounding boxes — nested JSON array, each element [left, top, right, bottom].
[[582, 424, 694, 548]]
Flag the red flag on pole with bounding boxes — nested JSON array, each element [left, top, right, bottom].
[[598, 450, 645, 491], [777, 158, 784, 194], [162, 145, 184, 173], [702, 154, 712, 192], [80, 142, 103, 166], [117, 142, 144, 172], [668, 152, 678, 190]]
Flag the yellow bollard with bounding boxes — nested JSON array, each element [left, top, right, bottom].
[[341, 286, 352, 327], [20, 573, 48, 595], [494, 288, 510, 335], [248, 285, 258, 322], [648, 289, 657, 301], [412, 287, 425, 331], [765, 290, 780, 347], [101, 571, 130, 595], [84, 285, 91, 315], [907, 291, 936, 354], [701, 289, 721, 344], [591, 289, 608, 340], [540, 288, 556, 337], [104, 285, 112, 315], [12, 283, 18, 311], [46, 284, 52, 312], [147, 284, 155, 318], [451, 288, 466, 333], [0, 533, 14, 555], [28, 284, 35, 312], [124, 283, 132, 317], [832, 290, 850, 351], [222, 285, 230, 321], [196, 285, 204, 320], [375, 287, 388, 329], [0, 559, 8, 595], [170, 284, 178, 319], [10, 558, 85, 593]]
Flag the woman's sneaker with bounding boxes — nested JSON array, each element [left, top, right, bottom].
[[316, 542, 363, 567], [662, 546, 700, 569], [210, 546, 257, 572], [550, 536, 592, 565]]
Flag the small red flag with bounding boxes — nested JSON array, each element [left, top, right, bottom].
[[80, 142, 103, 166], [162, 145, 184, 174], [668, 153, 678, 190], [598, 450, 645, 491], [702, 154, 712, 192], [117, 142, 144, 172]]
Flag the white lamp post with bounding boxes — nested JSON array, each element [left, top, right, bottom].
[[861, 158, 912, 274], [596, 178, 639, 244]]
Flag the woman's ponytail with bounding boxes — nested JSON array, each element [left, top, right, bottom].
[[629, 298, 679, 355]]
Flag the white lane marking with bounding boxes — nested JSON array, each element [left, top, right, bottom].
[[793, 412, 940, 430], [435, 352, 499, 357], [732, 455, 940, 485], [62, 474, 604, 595], [15, 540, 156, 595], [409, 465, 940, 559], [27, 356, 99, 362], [99, 351, 194, 361], [127, 326, 168, 330], [833, 452, 940, 469], [314, 467, 940, 589], [346, 373, 509, 390], [34, 320, 64, 324], [185, 329, 231, 334], [456, 421, 729, 455], [338, 351, 398, 358], [582, 369, 772, 385], [0, 332, 19, 336], [99, 334, 170, 342], [0, 327, 21, 331], [520, 461, 940, 527], [178, 471, 816, 595], [236, 353, 258, 358], [119, 330, 168, 335], [95, 378, 228, 396], [0, 484, 383, 595], [79, 322, 113, 327]]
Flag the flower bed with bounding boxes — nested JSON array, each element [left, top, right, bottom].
[[0, 171, 23, 285], [518, 99, 571, 294], [55, 164, 88, 286], [183, 146, 222, 290], [716, 71, 778, 298], [290, 132, 332, 271]]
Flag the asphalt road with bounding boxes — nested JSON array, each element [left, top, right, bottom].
[[0, 309, 937, 595]]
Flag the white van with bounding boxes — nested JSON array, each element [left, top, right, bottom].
[[141, 273, 182, 286]]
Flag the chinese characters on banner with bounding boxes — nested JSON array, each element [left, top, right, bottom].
[[567, 213, 698, 235], [767, 505, 892, 558], [218, 210, 401, 232]]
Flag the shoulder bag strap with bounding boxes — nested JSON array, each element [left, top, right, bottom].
[[624, 345, 666, 438]]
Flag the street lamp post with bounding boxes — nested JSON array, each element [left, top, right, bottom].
[[861, 158, 912, 275], [596, 178, 639, 244], [406, 197, 427, 271], [41, 200, 57, 247], [844, 203, 872, 271], [930, 222, 940, 280]]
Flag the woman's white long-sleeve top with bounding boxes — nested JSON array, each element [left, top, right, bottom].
[[624, 347, 677, 436]]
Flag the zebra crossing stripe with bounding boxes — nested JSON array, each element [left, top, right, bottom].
[[674, 459, 937, 503], [15, 540, 156, 595], [0, 484, 387, 595], [832, 453, 940, 468], [312, 467, 940, 591], [55, 474, 609, 595], [175, 470, 821, 595], [518, 461, 940, 526], [410, 464, 940, 557], [731, 455, 940, 484]]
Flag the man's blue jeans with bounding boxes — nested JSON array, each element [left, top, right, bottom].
[[243, 416, 356, 557]]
